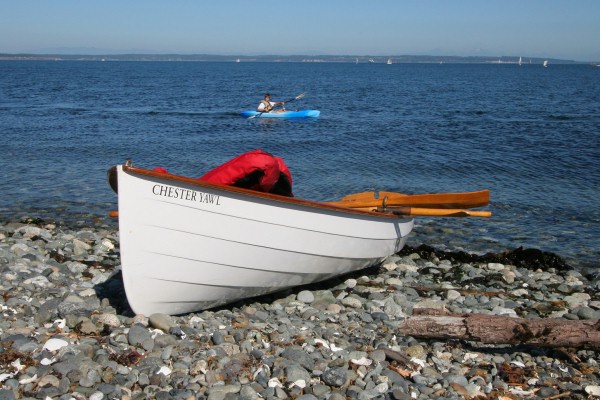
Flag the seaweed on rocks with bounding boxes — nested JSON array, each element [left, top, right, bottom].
[[0, 341, 35, 371], [398, 244, 572, 271]]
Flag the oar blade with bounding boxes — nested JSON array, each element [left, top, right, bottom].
[[383, 190, 490, 209], [340, 191, 390, 202]]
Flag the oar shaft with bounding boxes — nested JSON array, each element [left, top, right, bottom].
[[391, 207, 492, 217], [327, 190, 490, 209], [358, 206, 492, 218]]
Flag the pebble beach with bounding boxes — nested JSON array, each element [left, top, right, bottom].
[[1, 217, 600, 400]]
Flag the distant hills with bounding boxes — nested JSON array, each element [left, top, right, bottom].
[[0, 53, 587, 64]]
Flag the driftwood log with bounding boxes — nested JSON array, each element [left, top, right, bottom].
[[399, 309, 600, 350]]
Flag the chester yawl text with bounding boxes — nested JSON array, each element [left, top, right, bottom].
[[152, 184, 221, 205]]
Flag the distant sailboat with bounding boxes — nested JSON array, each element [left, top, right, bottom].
[[543, 60, 549, 68], [518, 56, 522, 66], [387, 58, 392, 65]]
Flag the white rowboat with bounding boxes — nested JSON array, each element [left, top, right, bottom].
[[109, 163, 414, 315]]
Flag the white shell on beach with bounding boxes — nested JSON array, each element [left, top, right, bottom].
[[268, 378, 283, 388], [40, 357, 56, 366], [42, 338, 69, 352], [586, 385, 600, 397], [351, 357, 373, 366], [290, 379, 307, 389], [411, 358, 426, 368], [19, 374, 38, 384]]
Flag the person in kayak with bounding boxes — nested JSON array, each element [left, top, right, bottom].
[[257, 93, 286, 112]]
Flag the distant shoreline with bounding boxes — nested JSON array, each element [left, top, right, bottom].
[[0, 53, 592, 64]]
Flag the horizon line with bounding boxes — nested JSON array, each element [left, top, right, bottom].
[[0, 53, 594, 63]]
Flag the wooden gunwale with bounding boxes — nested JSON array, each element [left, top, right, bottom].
[[119, 165, 404, 220]]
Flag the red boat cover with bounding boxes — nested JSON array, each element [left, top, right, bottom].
[[200, 149, 293, 196], [154, 149, 293, 197]]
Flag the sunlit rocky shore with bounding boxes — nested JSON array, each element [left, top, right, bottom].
[[1, 216, 599, 400]]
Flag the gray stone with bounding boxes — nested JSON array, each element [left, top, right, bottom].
[[286, 364, 311, 385], [297, 290, 315, 303], [281, 348, 315, 370], [58, 295, 101, 317], [149, 313, 176, 332], [577, 307, 600, 320], [128, 324, 152, 347], [239, 385, 259, 400], [447, 374, 469, 386], [212, 330, 225, 345], [322, 367, 347, 387], [0, 389, 17, 400]]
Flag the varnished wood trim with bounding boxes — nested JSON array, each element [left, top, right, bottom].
[[119, 164, 405, 220]]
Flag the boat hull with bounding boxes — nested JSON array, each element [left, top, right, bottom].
[[113, 165, 412, 315], [241, 110, 320, 118]]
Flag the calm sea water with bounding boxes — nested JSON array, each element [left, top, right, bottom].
[[1, 61, 598, 268]]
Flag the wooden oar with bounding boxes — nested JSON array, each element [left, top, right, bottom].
[[361, 206, 492, 218], [328, 190, 490, 209]]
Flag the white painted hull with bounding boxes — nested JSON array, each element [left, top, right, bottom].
[[113, 164, 413, 315]]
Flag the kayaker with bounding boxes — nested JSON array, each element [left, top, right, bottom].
[[257, 93, 285, 112]]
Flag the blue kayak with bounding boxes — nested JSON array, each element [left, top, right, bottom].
[[241, 110, 320, 119]]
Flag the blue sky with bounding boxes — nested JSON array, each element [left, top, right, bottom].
[[1, 1, 598, 61]]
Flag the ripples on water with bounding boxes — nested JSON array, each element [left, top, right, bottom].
[[0, 61, 598, 268]]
